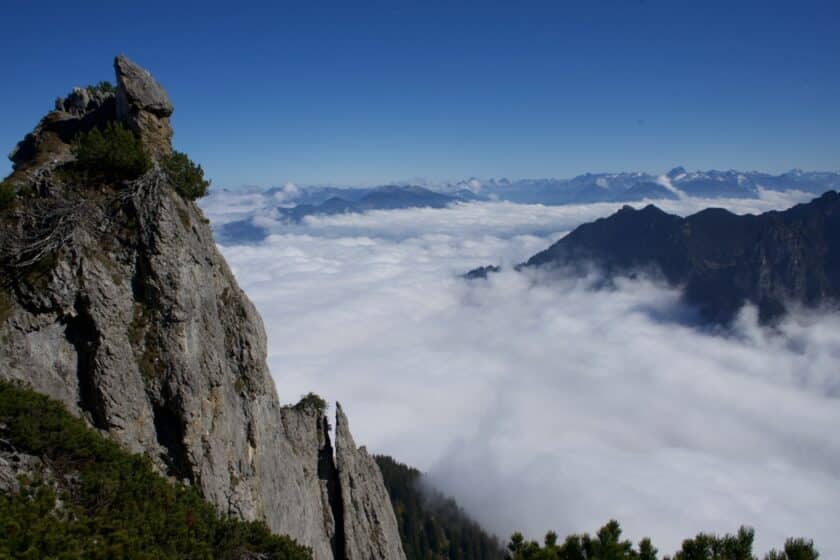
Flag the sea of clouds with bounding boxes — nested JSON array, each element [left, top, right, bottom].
[[201, 189, 840, 557]]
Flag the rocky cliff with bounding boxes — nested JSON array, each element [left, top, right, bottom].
[[0, 55, 405, 560]]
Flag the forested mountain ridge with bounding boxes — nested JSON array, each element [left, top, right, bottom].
[[375, 455, 506, 560], [373, 455, 819, 560]]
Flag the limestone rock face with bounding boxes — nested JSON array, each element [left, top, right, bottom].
[[114, 55, 174, 159], [0, 57, 405, 560], [114, 55, 173, 118], [336, 403, 408, 560], [55, 86, 114, 115]]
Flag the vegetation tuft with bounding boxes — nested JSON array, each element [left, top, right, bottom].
[[0, 380, 312, 559], [88, 80, 116, 95], [164, 150, 211, 200], [293, 392, 328, 414], [65, 122, 151, 184], [0, 181, 15, 211]]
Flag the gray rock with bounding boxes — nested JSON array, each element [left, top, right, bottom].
[[0, 431, 44, 494], [60, 87, 92, 114], [114, 55, 174, 159], [114, 55, 173, 118], [0, 170, 405, 559], [55, 86, 115, 115], [0, 60, 406, 560], [0, 449, 43, 494], [336, 403, 408, 560]]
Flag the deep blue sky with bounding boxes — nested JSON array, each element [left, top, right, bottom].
[[2, 0, 838, 187]]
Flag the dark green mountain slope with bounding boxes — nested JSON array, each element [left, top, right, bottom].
[[465, 191, 840, 324], [0, 380, 311, 560], [375, 455, 505, 560], [523, 191, 840, 323]]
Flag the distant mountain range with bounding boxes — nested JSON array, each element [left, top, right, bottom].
[[211, 169, 840, 245], [278, 185, 460, 223], [468, 168, 840, 204], [224, 168, 840, 209], [217, 185, 465, 242], [470, 191, 840, 324]]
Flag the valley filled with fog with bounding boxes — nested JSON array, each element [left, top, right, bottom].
[[202, 189, 840, 557]]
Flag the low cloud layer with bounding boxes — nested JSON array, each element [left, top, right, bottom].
[[203, 190, 840, 556]]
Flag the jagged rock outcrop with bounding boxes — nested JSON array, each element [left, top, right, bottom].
[[0, 55, 405, 560], [336, 404, 407, 560], [55, 86, 114, 116], [114, 54, 174, 159], [9, 90, 116, 180]]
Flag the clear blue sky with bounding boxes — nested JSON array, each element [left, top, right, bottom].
[[1, 0, 838, 187]]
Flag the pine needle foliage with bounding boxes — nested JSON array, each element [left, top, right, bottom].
[[0, 381, 312, 560], [0, 181, 15, 211], [69, 122, 151, 184], [164, 150, 211, 200], [505, 521, 818, 560]]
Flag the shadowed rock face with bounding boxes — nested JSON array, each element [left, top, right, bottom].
[[520, 192, 840, 323], [0, 56, 405, 560]]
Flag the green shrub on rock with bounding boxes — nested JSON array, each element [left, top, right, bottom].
[[0, 181, 15, 210], [0, 380, 312, 559], [164, 150, 211, 200], [71, 122, 151, 183], [294, 392, 328, 414], [88, 80, 115, 94]]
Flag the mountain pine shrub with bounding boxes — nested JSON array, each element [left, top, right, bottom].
[[0, 380, 312, 559], [0, 181, 15, 211], [506, 521, 819, 560], [164, 150, 211, 200], [70, 122, 151, 184]]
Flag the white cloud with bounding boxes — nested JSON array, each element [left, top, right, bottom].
[[655, 173, 687, 198], [203, 189, 839, 557], [200, 188, 269, 225], [272, 182, 301, 204]]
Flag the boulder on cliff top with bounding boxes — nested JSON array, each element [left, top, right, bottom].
[[114, 55, 174, 159], [114, 55, 173, 118]]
